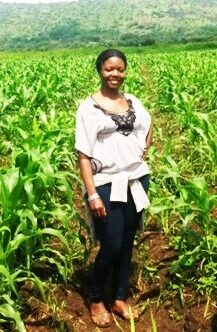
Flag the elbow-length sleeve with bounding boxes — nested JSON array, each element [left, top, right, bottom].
[[75, 104, 98, 157]]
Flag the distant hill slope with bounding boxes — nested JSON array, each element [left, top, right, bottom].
[[0, 0, 217, 50]]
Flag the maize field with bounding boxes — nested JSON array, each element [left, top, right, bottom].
[[0, 47, 217, 331]]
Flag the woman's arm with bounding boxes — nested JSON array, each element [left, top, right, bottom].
[[79, 152, 106, 218], [146, 122, 153, 149]]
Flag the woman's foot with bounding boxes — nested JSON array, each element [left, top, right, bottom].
[[90, 301, 111, 328], [112, 300, 139, 321]]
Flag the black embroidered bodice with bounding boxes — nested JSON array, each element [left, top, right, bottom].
[[93, 98, 136, 136]]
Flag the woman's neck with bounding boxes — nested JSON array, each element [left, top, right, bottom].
[[99, 86, 122, 100]]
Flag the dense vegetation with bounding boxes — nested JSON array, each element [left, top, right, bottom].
[[0, 0, 217, 50], [0, 46, 217, 330]]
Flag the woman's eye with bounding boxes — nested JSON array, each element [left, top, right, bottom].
[[105, 68, 124, 73]]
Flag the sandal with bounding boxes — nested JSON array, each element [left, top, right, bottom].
[[112, 302, 139, 321], [90, 303, 111, 328]]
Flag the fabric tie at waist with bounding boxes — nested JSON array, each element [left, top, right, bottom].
[[110, 171, 150, 212]]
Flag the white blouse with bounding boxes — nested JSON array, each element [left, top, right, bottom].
[[75, 93, 152, 241]]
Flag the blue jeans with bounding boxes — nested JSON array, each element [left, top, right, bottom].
[[90, 174, 150, 302]]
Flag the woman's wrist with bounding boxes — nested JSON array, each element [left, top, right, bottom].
[[88, 193, 100, 203]]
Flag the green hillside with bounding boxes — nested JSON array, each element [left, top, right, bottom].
[[0, 0, 217, 50]]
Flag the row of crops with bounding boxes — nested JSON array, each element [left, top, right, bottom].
[[0, 48, 217, 331]]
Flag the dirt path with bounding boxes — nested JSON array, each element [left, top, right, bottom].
[[23, 230, 217, 331]]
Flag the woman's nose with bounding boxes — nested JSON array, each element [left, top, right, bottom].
[[111, 69, 119, 76]]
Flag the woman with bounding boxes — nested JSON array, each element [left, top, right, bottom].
[[75, 49, 152, 328]]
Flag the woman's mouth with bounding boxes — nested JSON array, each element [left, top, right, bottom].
[[110, 80, 119, 84]]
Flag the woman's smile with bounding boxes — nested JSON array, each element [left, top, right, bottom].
[[109, 79, 121, 85]]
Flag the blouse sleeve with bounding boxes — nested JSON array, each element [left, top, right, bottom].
[[75, 103, 98, 157]]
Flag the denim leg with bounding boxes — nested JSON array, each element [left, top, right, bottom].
[[112, 174, 150, 300], [112, 191, 142, 300], [90, 184, 125, 302]]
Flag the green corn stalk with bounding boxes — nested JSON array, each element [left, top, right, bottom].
[[150, 310, 158, 332]]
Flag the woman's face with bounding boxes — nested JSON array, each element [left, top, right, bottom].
[[99, 56, 126, 90]]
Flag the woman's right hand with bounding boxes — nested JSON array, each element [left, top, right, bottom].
[[89, 198, 107, 218]]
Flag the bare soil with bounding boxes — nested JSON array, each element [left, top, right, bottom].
[[22, 229, 217, 332]]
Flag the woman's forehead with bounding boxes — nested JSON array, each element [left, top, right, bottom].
[[102, 56, 125, 67]]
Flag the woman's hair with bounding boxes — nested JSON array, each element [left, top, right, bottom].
[[95, 49, 127, 73]]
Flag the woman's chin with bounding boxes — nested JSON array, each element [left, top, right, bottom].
[[107, 83, 122, 90]]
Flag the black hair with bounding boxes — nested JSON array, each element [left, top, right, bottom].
[[95, 49, 127, 73]]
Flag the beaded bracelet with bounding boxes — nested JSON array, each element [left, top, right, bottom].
[[88, 193, 100, 203]]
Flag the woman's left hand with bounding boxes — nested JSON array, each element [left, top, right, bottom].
[[141, 148, 148, 160]]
